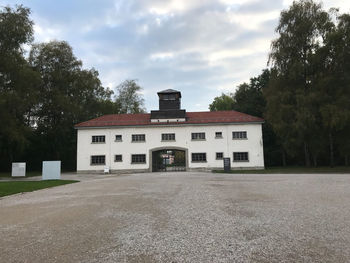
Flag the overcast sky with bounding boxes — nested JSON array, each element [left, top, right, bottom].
[[1, 0, 349, 111]]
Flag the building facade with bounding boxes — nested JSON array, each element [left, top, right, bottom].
[[75, 90, 264, 172]]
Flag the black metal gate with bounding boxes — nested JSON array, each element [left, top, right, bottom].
[[152, 149, 186, 172]]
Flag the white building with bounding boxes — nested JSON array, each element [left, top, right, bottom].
[[75, 89, 264, 172]]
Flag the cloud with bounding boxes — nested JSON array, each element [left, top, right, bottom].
[[3, 0, 350, 111]]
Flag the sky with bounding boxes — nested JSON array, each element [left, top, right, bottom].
[[1, 0, 350, 112]]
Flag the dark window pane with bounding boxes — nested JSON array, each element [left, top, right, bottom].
[[91, 155, 105, 165], [191, 132, 205, 140], [162, 133, 175, 141], [92, 135, 105, 143], [192, 153, 207, 162], [232, 131, 247, 139], [115, 155, 122, 162], [131, 154, 146, 163], [132, 134, 146, 142], [216, 152, 223, 159], [215, 132, 222, 138], [233, 152, 249, 161]]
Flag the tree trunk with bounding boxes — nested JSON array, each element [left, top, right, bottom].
[[312, 154, 318, 167], [282, 149, 287, 167], [304, 142, 311, 167], [329, 132, 334, 168], [345, 155, 348, 166]]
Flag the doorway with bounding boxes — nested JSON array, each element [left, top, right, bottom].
[[151, 149, 186, 172]]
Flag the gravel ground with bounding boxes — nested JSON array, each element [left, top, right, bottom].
[[1, 172, 350, 263]]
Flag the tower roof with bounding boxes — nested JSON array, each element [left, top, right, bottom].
[[157, 89, 181, 97]]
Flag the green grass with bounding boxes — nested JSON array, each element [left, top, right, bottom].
[[213, 166, 350, 174], [0, 171, 41, 178], [0, 180, 78, 197]]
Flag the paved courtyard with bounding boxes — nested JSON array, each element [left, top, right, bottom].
[[1, 172, 350, 263]]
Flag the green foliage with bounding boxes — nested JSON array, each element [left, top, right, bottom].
[[115, 79, 146, 114], [0, 5, 33, 53], [0, 5, 41, 168], [209, 93, 235, 111], [265, 0, 350, 167], [209, 69, 269, 117], [28, 41, 118, 168], [266, 0, 333, 166], [0, 5, 146, 172]]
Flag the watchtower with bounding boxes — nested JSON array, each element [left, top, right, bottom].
[[150, 89, 186, 121]]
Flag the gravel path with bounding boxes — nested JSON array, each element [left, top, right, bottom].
[[1, 172, 350, 262]]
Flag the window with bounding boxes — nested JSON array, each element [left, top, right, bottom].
[[91, 155, 105, 165], [192, 153, 207, 162], [163, 94, 176, 100], [215, 132, 223, 138], [92, 135, 105, 143], [131, 154, 146, 163], [115, 135, 122, 141], [132, 134, 145, 142], [162, 133, 175, 141], [216, 152, 223, 160], [232, 131, 247, 139], [233, 152, 249, 162], [115, 155, 122, 162], [191, 132, 205, 140]]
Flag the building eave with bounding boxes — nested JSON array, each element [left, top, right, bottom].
[[74, 121, 264, 130]]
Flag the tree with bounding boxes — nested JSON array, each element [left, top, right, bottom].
[[266, 0, 333, 166], [114, 80, 146, 114], [0, 5, 40, 170], [209, 93, 235, 111], [28, 40, 116, 169], [316, 13, 350, 166], [210, 69, 270, 117]]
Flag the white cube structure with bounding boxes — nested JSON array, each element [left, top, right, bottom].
[[42, 161, 61, 180], [11, 163, 26, 177]]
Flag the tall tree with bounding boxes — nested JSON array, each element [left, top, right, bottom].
[[0, 5, 40, 170], [28, 41, 116, 169], [114, 79, 146, 114], [316, 13, 350, 166], [266, 0, 333, 166]]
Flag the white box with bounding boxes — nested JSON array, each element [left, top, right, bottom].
[[42, 161, 61, 180], [12, 163, 26, 177]]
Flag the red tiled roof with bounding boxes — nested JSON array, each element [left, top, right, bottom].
[[74, 111, 264, 128]]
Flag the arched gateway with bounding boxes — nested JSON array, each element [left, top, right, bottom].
[[149, 147, 188, 172]]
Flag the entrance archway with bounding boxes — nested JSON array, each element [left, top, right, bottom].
[[150, 147, 188, 172]]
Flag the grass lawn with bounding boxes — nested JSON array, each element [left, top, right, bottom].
[[213, 166, 350, 174], [0, 171, 41, 178], [0, 180, 78, 197]]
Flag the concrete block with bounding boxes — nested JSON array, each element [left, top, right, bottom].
[[12, 163, 26, 177], [42, 161, 61, 180]]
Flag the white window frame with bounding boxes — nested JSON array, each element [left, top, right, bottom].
[[132, 134, 146, 142], [131, 154, 146, 164], [232, 131, 247, 140], [191, 153, 207, 162], [191, 132, 206, 140], [91, 155, 105, 165], [162, 133, 175, 141], [114, 155, 122, 162], [92, 135, 105, 143], [233, 152, 249, 162]]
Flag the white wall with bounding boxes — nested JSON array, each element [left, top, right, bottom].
[[76, 123, 264, 172]]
